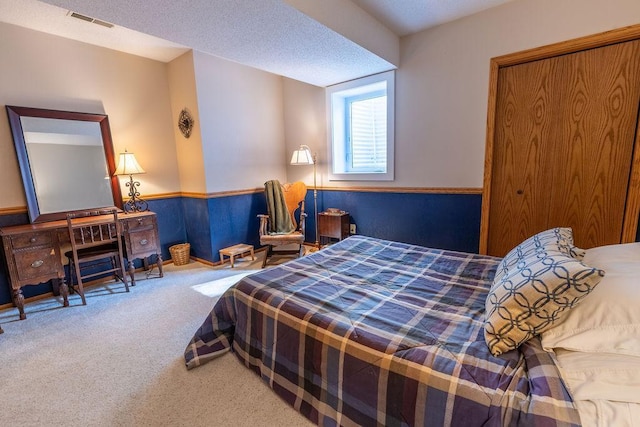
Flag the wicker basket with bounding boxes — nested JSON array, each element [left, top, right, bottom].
[[169, 243, 191, 266]]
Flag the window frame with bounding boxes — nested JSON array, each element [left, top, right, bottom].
[[326, 70, 395, 181]]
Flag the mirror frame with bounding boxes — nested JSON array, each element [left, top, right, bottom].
[[6, 105, 123, 223]]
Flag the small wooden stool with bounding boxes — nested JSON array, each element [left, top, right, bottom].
[[219, 243, 255, 268]]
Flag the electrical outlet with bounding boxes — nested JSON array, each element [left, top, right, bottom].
[[349, 224, 356, 234]]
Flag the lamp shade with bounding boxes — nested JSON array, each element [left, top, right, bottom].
[[290, 145, 314, 165], [114, 151, 145, 175]]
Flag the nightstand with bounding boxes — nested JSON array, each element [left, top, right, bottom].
[[318, 211, 350, 246]]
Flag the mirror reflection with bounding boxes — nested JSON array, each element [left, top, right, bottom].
[[6, 106, 123, 223], [21, 117, 113, 214]]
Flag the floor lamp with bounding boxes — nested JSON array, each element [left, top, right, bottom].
[[290, 145, 318, 247]]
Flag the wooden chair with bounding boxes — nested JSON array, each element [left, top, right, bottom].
[[65, 209, 129, 304], [258, 181, 307, 268]]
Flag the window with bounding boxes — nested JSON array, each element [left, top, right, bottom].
[[327, 71, 395, 181]]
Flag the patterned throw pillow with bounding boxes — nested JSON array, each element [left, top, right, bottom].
[[569, 245, 586, 260], [493, 227, 577, 284], [484, 248, 604, 356]]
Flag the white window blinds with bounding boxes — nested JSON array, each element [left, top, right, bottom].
[[348, 95, 387, 172]]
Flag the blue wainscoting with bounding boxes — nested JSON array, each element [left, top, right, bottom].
[[147, 197, 187, 262], [207, 192, 266, 262], [180, 189, 482, 263], [178, 192, 267, 264], [179, 197, 212, 262], [0, 189, 480, 306], [314, 190, 482, 253], [5, 186, 640, 307]]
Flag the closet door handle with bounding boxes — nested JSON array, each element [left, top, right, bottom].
[[516, 190, 524, 195]]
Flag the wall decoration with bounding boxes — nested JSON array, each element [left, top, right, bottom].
[[178, 108, 194, 138]]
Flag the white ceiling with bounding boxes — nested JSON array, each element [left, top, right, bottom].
[[351, 0, 513, 36], [0, 0, 513, 87]]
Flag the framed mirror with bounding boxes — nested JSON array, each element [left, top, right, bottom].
[[6, 106, 123, 223]]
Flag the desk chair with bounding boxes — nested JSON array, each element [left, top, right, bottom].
[[65, 209, 129, 304], [258, 181, 307, 267]]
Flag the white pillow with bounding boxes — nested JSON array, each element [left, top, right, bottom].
[[541, 242, 640, 356], [553, 349, 640, 403]]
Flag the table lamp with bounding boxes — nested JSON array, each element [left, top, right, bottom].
[[114, 149, 148, 212]]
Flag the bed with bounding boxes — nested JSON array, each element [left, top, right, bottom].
[[539, 242, 640, 427], [184, 232, 638, 426]]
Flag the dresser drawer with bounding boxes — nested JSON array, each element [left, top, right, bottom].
[[124, 216, 155, 231], [11, 231, 52, 249], [127, 229, 158, 256], [15, 247, 60, 282]]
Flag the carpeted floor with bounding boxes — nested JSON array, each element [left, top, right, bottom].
[[0, 256, 313, 427]]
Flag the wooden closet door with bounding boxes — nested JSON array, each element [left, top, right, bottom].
[[487, 40, 640, 257], [488, 56, 566, 256], [546, 41, 640, 249]]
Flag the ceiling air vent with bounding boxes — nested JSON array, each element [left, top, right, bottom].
[[68, 11, 114, 28]]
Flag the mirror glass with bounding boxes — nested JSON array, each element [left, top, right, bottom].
[[6, 106, 123, 223]]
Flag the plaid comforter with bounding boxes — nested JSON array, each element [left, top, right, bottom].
[[185, 235, 579, 426]]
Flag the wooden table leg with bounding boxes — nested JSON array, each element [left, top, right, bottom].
[[51, 278, 61, 296], [156, 253, 164, 278], [128, 260, 136, 286], [13, 289, 25, 320], [59, 279, 69, 307]]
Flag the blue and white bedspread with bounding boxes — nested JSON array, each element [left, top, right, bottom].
[[185, 235, 579, 426]]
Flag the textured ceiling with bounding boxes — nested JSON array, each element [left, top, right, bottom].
[[0, 0, 514, 87], [351, 0, 513, 36], [0, 0, 189, 62]]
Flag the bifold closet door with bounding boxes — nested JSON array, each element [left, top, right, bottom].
[[487, 39, 640, 257]]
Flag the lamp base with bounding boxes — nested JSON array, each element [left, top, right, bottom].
[[123, 175, 149, 213], [123, 197, 148, 213]]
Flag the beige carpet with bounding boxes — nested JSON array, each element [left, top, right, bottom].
[[0, 257, 314, 427]]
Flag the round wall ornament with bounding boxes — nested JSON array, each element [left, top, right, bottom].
[[178, 108, 194, 138]]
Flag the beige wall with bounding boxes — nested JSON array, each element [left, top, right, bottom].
[[284, 0, 640, 189], [0, 22, 180, 209], [193, 51, 287, 193], [396, 0, 640, 189], [5, 0, 640, 206], [167, 51, 207, 195], [0, 20, 288, 207], [283, 79, 327, 189]]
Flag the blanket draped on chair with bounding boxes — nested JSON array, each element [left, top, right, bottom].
[[264, 180, 295, 234]]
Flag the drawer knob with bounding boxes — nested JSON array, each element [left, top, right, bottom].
[[31, 260, 44, 268], [30, 237, 37, 243], [139, 239, 149, 245]]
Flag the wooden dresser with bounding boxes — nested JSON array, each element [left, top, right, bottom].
[[0, 211, 163, 320]]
